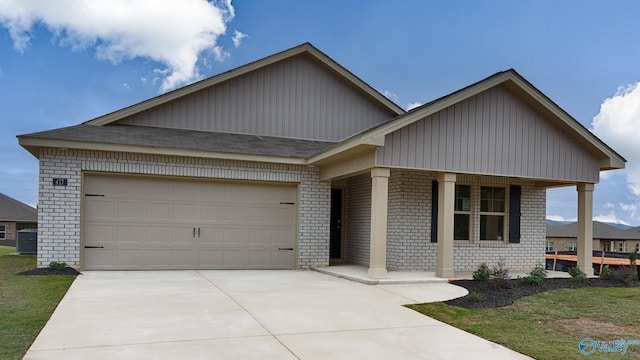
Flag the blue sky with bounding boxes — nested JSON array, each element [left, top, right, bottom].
[[1, 1, 639, 224]]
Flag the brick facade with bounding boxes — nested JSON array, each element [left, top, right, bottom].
[[341, 170, 546, 272], [37, 148, 330, 269], [37, 146, 546, 272]]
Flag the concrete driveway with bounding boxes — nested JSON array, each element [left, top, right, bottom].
[[25, 270, 531, 359]]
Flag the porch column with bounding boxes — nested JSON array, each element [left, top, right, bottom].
[[577, 183, 594, 276], [368, 167, 390, 279], [436, 173, 456, 278]]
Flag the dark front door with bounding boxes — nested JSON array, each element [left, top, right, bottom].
[[330, 188, 343, 259]]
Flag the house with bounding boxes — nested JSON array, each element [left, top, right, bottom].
[[18, 43, 625, 278], [0, 193, 38, 247], [546, 222, 640, 254]]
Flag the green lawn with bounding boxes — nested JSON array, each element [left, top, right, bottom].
[[0, 246, 76, 360], [408, 286, 640, 360]]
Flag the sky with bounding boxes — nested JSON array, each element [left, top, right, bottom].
[[0, 1, 639, 225]]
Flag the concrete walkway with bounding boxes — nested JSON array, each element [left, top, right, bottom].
[[25, 270, 531, 359]]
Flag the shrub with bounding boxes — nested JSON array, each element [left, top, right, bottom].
[[488, 258, 510, 289], [567, 267, 587, 282], [610, 266, 635, 286], [49, 261, 67, 271], [520, 263, 547, 286], [472, 263, 490, 282], [630, 250, 638, 281], [600, 265, 612, 280], [467, 292, 486, 302]]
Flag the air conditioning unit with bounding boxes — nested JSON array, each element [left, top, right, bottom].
[[17, 229, 37, 254]]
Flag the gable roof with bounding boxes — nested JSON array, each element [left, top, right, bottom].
[[0, 193, 37, 222], [546, 222, 640, 240], [86, 42, 404, 127], [309, 69, 626, 172]]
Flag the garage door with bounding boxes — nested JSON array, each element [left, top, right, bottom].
[[82, 174, 297, 270]]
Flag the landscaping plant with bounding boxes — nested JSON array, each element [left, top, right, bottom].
[[567, 267, 587, 282], [520, 263, 547, 286], [49, 261, 67, 271], [630, 250, 638, 281], [488, 258, 510, 289], [472, 262, 490, 282]]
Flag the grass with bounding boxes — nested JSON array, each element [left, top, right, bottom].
[[0, 246, 76, 360], [408, 287, 640, 360]]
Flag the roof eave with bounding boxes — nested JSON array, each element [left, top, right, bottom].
[[18, 137, 309, 165]]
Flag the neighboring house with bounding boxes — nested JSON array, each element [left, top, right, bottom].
[[0, 193, 37, 247], [18, 43, 625, 278], [547, 222, 640, 254]]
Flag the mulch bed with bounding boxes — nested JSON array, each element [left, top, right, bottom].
[[447, 278, 640, 308], [20, 267, 82, 276]]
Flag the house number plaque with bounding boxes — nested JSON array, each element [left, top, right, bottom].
[[52, 178, 68, 186]]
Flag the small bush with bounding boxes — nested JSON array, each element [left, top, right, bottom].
[[630, 250, 638, 281], [568, 267, 587, 282], [610, 266, 635, 286], [520, 263, 547, 286], [472, 263, 490, 282], [467, 292, 486, 302], [600, 265, 612, 280], [49, 261, 67, 271], [488, 258, 510, 289]]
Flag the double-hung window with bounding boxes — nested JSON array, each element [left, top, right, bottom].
[[454, 185, 471, 240], [0, 225, 5, 239], [480, 186, 505, 241]]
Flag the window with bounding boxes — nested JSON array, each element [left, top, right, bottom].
[[0, 225, 5, 239], [569, 242, 577, 252], [619, 242, 626, 252], [480, 186, 505, 241], [546, 241, 554, 252], [454, 184, 471, 240], [636, 243, 639, 253]]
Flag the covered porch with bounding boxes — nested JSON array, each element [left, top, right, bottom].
[[322, 165, 596, 280], [310, 70, 624, 281]]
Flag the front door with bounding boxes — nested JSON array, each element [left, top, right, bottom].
[[330, 188, 342, 259]]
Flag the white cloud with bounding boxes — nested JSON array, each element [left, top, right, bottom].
[[406, 101, 423, 111], [592, 81, 640, 195], [0, 0, 236, 92], [605, 202, 614, 209], [382, 90, 398, 103], [232, 30, 247, 47], [619, 202, 639, 218], [594, 212, 631, 226], [546, 214, 576, 222]]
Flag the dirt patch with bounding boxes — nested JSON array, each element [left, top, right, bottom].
[[20, 267, 81, 275], [553, 318, 636, 339], [446, 278, 639, 308]]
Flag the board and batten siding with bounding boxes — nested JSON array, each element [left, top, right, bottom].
[[376, 85, 599, 182], [118, 55, 396, 142]]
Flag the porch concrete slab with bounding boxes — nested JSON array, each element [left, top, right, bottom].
[[312, 264, 448, 284], [25, 270, 532, 359]]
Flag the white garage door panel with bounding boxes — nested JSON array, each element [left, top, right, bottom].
[[83, 175, 297, 270]]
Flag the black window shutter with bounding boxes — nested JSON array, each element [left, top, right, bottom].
[[509, 185, 521, 243], [431, 180, 438, 243]]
